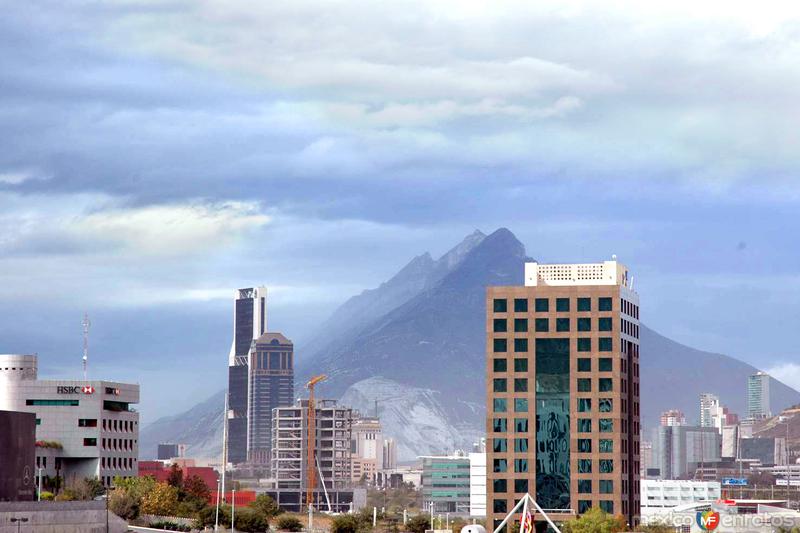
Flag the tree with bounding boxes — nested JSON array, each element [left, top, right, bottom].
[[114, 475, 157, 504], [109, 489, 140, 520], [250, 493, 282, 521], [167, 464, 184, 488], [332, 514, 364, 533], [407, 515, 431, 533], [560, 507, 626, 533], [183, 474, 211, 501], [141, 482, 180, 516], [234, 508, 270, 532], [277, 515, 304, 532], [637, 521, 675, 533]]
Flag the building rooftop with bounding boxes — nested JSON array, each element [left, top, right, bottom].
[[524, 260, 634, 289], [253, 332, 292, 346]]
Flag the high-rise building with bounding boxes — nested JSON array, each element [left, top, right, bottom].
[[660, 410, 686, 427], [748, 372, 771, 419], [247, 332, 294, 465], [351, 416, 383, 483], [651, 425, 720, 479], [699, 393, 719, 428], [227, 287, 267, 465], [383, 439, 398, 470], [486, 260, 641, 527]]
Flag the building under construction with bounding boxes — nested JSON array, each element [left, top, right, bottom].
[[270, 398, 361, 512]]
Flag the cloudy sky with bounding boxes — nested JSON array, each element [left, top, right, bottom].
[[2, 1, 800, 422]]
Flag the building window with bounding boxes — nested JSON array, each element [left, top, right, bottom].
[[514, 418, 529, 433], [494, 339, 508, 353], [577, 318, 591, 332], [578, 398, 592, 412], [493, 319, 508, 333], [514, 358, 528, 372], [599, 297, 613, 311], [577, 297, 591, 312], [35, 418, 41, 425], [514, 318, 528, 333], [578, 459, 592, 473], [578, 419, 592, 432], [577, 480, 592, 493], [514, 378, 528, 393], [493, 378, 507, 393], [493, 359, 507, 372], [599, 358, 613, 372], [514, 459, 528, 473], [535, 298, 549, 312], [578, 500, 592, 513], [599, 398, 613, 412], [493, 459, 508, 473], [577, 378, 591, 392], [599, 439, 613, 453], [599, 501, 613, 514], [599, 460, 614, 473], [493, 399, 507, 412], [514, 479, 528, 493], [493, 299, 508, 313], [599, 480, 614, 494], [493, 439, 508, 453], [599, 378, 613, 392], [535, 318, 549, 332], [26, 399, 79, 406], [577, 358, 591, 372], [514, 339, 528, 353], [599, 337, 612, 352], [514, 298, 528, 313], [493, 499, 508, 513], [493, 418, 507, 432], [556, 318, 570, 332], [556, 298, 570, 312], [493, 479, 507, 493], [577, 439, 592, 452], [577, 338, 591, 352], [599, 419, 613, 432], [598, 317, 612, 331], [78, 418, 98, 427], [514, 399, 528, 412], [83, 438, 97, 446], [514, 438, 529, 452]]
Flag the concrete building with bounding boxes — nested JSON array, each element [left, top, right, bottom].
[[383, 438, 398, 470], [748, 372, 771, 420], [651, 425, 721, 479], [0, 411, 36, 501], [270, 399, 353, 511], [699, 394, 719, 428], [247, 332, 294, 465], [157, 443, 186, 460], [710, 405, 738, 432], [487, 260, 641, 526], [421, 453, 471, 515], [660, 410, 686, 427], [640, 441, 653, 478], [469, 452, 487, 518], [351, 416, 382, 483], [227, 287, 268, 465], [721, 425, 739, 460], [0, 354, 139, 487], [640, 479, 721, 520], [0, 501, 129, 533], [739, 437, 786, 467]]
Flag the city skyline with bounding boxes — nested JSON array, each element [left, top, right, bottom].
[[3, 2, 800, 424]]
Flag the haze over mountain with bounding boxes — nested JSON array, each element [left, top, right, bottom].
[[140, 228, 800, 460]]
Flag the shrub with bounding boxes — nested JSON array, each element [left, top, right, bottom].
[[407, 515, 431, 533], [277, 515, 304, 532], [332, 514, 362, 533], [234, 508, 270, 532], [109, 488, 140, 520], [250, 493, 282, 520]]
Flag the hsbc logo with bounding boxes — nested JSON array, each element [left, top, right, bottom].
[[57, 385, 95, 394]]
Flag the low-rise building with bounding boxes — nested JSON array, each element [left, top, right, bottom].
[[420, 453, 471, 515], [640, 479, 721, 521], [469, 452, 486, 518]]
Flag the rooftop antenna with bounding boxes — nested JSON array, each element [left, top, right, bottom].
[[82, 312, 91, 381]]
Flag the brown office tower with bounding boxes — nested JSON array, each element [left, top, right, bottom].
[[486, 261, 640, 529]]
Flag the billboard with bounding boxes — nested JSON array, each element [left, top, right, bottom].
[[0, 410, 36, 501]]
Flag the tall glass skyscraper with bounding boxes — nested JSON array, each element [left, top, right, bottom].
[[227, 287, 267, 465], [487, 260, 641, 528], [747, 371, 771, 420]]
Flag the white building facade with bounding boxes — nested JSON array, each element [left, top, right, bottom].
[[469, 452, 486, 518], [640, 479, 721, 521]]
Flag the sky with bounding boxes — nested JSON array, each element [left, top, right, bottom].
[[2, 0, 800, 423]]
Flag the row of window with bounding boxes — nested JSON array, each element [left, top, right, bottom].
[[492, 356, 614, 373], [493, 317, 614, 333], [493, 499, 614, 515], [103, 418, 137, 432], [492, 377, 613, 394], [492, 458, 614, 474], [492, 436, 615, 453], [101, 456, 136, 470], [493, 297, 613, 313], [621, 299, 639, 319], [493, 337, 613, 353], [101, 437, 137, 451], [622, 319, 639, 338]]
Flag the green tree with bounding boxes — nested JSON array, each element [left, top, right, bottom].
[[141, 482, 180, 516], [109, 489, 140, 520], [114, 475, 157, 504], [561, 507, 626, 533], [407, 514, 431, 533], [250, 493, 282, 521], [182, 474, 211, 501], [234, 507, 270, 532], [332, 514, 363, 533], [277, 515, 304, 532]]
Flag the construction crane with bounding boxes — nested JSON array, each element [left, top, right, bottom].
[[305, 374, 327, 510]]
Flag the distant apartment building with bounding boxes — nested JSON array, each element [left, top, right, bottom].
[[351, 416, 382, 483], [247, 332, 294, 465], [748, 372, 771, 419], [660, 410, 686, 427], [699, 394, 719, 428], [227, 287, 268, 464], [469, 452, 487, 518], [640, 441, 653, 478], [421, 453, 471, 515], [486, 260, 641, 527], [651, 426, 721, 479]]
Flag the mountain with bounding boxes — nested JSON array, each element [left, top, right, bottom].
[[140, 228, 800, 461]]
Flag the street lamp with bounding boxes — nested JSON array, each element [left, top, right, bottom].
[[10, 517, 29, 533]]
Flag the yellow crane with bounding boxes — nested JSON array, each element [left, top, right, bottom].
[[305, 374, 327, 509]]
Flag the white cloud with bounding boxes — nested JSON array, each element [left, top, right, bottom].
[[0, 169, 49, 185], [767, 363, 800, 394]]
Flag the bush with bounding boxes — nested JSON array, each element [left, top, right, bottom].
[[150, 521, 191, 532], [407, 515, 430, 533], [234, 508, 270, 532], [39, 491, 54, 501], [109, 489, 140, 520], [277, 515, 304, 532], [332, 514, 362, 533], [251, 493, 282, 521]]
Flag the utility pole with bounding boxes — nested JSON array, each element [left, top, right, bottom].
[[82, 313, 90, 380], [231, 487, 236, 532]]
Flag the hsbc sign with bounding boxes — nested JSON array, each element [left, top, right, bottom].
[[57, 385, 95, 394]]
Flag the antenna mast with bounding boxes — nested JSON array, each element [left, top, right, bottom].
[[82, 312, 91, 381]]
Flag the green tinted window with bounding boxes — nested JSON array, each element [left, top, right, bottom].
[[577, 318, 591, 331], [493, 378, 507, 393], [600, 459, 614, 473], [514, 378, 528, 393], [556, 298, 570, 312], [578, 398, 591, 412], [578, 500, 591, 513], [493, 319, 507, 332], [577, 338, 591, 352], [599, 337, 613, 351], [514, 318, 528, 332], [599, 378, 613, 392], [599, 297, 612, 311], [514, 438, 529, 452], [577, 378, 591, 392], [598, 317, 612, 331], [514, 479, 529, 493], [493, 418, 507, 432], [599, 480, 614, 494], [599, 439, 613, 453], [514, 298, 528, 312], [494, 459, 507, 473], [577, 480, 592, 493], [535, 318, 549, 332], [599, 358, 613, 372], [535, 298, 549, 312], [493, 299, 508, 312], [494, 500, 507, 513], [515, 418, 529, 433], [493, 398, 507, 412], [577, 358, 591, 372], [599, 419, 613, 432], [578, 439, 592, 452], [578, 419, 591, 432], [577, 297, 591, 311], [493, 439, 507, 452], [514, 459, 528, 473], [514, 338, 528, 352], [578, 459, 592, 473], [514, 398, 528, 412], [599, 398, 612, 412], [514, 358, 528, 372], [599, 501, 613, 514], [494, 339, 507, 352], [493, 358, 507, 372], [493, 479, 507, 493], [556, 318, 570, 332]]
